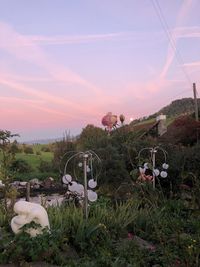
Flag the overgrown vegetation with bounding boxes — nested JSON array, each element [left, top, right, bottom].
[[0, 109, 200, 266], [0, 191, 199, 266]]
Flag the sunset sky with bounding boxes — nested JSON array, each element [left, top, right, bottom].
[[0, 0, 200, 141]]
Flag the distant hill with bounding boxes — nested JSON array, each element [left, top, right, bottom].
[[150, 97, 200, 118], [23, 137, 63, 145]]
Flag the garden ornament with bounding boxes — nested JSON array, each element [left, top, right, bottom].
[[11, 200, 50, 237], [102, 112, 118, 132], [61, 150, 101, 219], [0, 180, 5, 187], [138, 146, 168, 189]]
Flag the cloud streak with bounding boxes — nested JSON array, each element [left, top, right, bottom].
[[0, 22, 104, 96], [159, 0, 195, 80]]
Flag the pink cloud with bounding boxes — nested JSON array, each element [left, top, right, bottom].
[[158, 0, 195, 80], [0, 22, 103, 96]]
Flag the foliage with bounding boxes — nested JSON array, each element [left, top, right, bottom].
[[1, 119, 200, 266], [149, 97, 200, 119], [8, 140, 21, 154], [0, 223, 61, 264], [9, 158, 32, 173], [38, 159, 54, 173], [23, 145, 34, 154], [0, 190, 200, 266], [160, 115, 200, 145], [52, 136, 76, 174], [77, 124, 107, 150], [0, 130, 19, 182], [41, 145, 51, 152]]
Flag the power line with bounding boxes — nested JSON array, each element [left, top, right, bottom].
[[171, 88, 192, 99], [151, 0, 192, 86]]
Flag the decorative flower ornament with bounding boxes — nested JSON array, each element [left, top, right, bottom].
[[153, 169, 160, 176], [139, 167, 145, 174], [78, 162, 83, 168], [144, 163, 149, 169], [87, 190, 98, 202], [86, 166, 90, 173], [88, 179, 97, 189], [160, 171, 168, 178], [162, 163, 169, 170], [61, 151, 101, 220], [62, 174, 72, 184], [68, 181, 78, 192]]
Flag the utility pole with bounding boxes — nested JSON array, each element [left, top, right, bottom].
[[193, 83, 199, 122]]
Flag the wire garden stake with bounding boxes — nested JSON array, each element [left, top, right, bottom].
[[138, 146, 168, 189], [61, 150, 101, 220]]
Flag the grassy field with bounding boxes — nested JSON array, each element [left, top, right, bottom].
[[15, 152, 53, 171], [0, 149, 57, 181]]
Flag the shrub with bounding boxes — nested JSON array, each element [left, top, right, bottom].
[[38, 160, 53, 173], [9, 159, 32, 173], [23, 146, 34, 154], [41, 146, 51, 152]]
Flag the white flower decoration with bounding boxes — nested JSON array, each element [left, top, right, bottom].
[[160, 171, 168, 178], [62, 174, 72, 184], [162, 163, 169, 170], [87, 190, 98, 202], [88, 179, 97, 188], [153, 169, 160, 176], [144, 163, 149, 169], [78, 162, 83, 167]]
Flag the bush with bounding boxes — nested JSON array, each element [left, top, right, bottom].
[[38, 160, 54, 173], [9, 159, 32, 173], [41, 146, 51, 152], [23, 146, 34, 154]]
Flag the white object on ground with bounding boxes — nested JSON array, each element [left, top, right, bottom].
[[11, 200, 50, 237]]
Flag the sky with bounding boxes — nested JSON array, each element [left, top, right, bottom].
[[0, 0, 200, 141]]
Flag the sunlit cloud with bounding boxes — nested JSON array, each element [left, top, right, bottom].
[[0, 22, 104, 96], [159, 0, 195, 80], [0, 96, 44, 105]]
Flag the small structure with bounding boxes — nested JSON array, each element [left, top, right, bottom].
[[156, 114, 167, 136], [11, 200, 50, 237]]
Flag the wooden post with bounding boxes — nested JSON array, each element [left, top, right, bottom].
[[26, 182, 30, 202], [193, 83, 199, 122]]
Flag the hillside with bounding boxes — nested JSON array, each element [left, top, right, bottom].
[[150, 97, 200, 118], [127, 97, 200, 143]]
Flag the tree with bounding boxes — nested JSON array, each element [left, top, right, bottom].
[[23, 145, 34, 154], [52, 133, 76, 175], [9, 140, 21, 156], [10, 159, 32, 173], [0, 130, 19, 212], [0, 130, 19, 181], [77, 124, 107, 150]]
